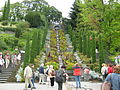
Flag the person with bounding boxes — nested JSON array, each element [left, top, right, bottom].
[[48, 65, 55, 87], [108, 64, 113, 74], [101, 63, 108, 80], [38, 63, 45, 84], [83, 66, 90, 81], [17, 53, 21, 64], [56, 65, 67, 90], [28, 64, 36, 89], [4, 52, 10, 68], [104, 65, 120, 90], [0, 54, 4, 73], [45, 65, 50, 85], [73, 63, 82, 88], [24, 64, 33, 90]]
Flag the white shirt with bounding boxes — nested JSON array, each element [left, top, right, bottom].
[[24, 66, 33, 78]]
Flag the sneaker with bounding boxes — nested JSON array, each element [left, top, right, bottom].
[[32, 87, 36, 89]]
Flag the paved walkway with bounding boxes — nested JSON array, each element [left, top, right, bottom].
[[0, 81, 102, 90]]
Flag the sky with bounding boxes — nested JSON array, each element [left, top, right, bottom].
[[0, 0, 75, 18]]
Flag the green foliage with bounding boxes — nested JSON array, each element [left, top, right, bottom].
[[23, 35, 30, 69], [1, 20, 8, 26], [30, 31, 38, 63], [0, 27, 16, 32], [45, 61, 59, 70], [15, 21, 30, 38], [2, 0, 10, 21], [0, 40, 8, 50], [25, 12, 45, 28]]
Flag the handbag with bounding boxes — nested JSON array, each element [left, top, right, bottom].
[[101, 74, 112, 90], [101, 82, 112, 90]]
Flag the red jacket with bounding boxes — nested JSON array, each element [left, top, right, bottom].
[[108, 67, 113, 74], [73, 66, 81, 76]]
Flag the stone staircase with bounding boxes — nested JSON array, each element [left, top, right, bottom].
[[0, 66, 14, 83]]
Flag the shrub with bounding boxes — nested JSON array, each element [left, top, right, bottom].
[[45, 61, 59, 70], [1, 20, 8, 26]]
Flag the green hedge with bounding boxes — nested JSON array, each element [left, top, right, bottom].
[[0, 27, 16, 32]]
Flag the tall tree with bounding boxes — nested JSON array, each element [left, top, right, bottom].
[[23, 34, 30, 69]]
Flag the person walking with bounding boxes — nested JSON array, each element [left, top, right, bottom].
[[103, 65, 120, 90], [48, 65, 55, 87], [73, 63, 82, 88], [24, 64, 33, 90], [38, 63, 45, 84], [28, 64, 36, 89]]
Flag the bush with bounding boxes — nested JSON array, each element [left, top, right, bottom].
[[0, 40, 8, 50], [1, 20, 8, 26], [45, 61, 59, 70], [0, 27, 16, 32]]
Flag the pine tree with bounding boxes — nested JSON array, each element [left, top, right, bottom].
[[30, 31, 38, 63], [2, 2, 7, 20], [6, 0, 10, 20]]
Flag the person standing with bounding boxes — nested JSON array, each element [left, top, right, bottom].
[[24, 64, 33, 90], [0, 53, 4, 73], [48, 65, 55, 87], [83, 66, 90, 81], [56, 65, 67, 90], [73, 63, 82, 88], [103, 65, 120, 90], [38, 63, 45, 84], [101, 63, 108, 80], [108, 64, 113, 74], [4, 52, 10, 68], [45, 65, 50, 85], [17, 53, 21, 65]]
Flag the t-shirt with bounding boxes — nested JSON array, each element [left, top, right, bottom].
[[105, 73, 120, 90]]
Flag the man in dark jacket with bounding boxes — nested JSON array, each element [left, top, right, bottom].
[[56, 65, 67, 90], [38, 63, 45, 84]]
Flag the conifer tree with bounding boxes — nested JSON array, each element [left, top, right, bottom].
[[30, 31, 38, 63], [23, 35, 30, 69], [2, 2, 7, 20]]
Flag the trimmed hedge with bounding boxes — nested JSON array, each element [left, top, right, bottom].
[[0, 27, 16, 32]]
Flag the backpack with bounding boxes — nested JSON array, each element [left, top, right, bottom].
[[55, 70, 64, 83], [46, 69, 49, 75]]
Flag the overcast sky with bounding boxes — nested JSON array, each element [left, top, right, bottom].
[[0, 0, 75, 18]]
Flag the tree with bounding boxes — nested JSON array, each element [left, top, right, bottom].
[[30, 31, 38, 63], [2, 0, 10, 21], [25, 12, 45, 28], [23, 35, 30, 69]]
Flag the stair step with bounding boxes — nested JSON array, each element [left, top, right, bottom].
[[0, 77, 9, 79], [0, 81, 7, 83], [0, 74, 11, 77], [0, 78, 8, 81], [1, 72, 12, 74]]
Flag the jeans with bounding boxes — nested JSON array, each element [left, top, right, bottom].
[[75, 76, 81, 88], [50, 77, 54, 86], [58, 82, 63, 90]]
